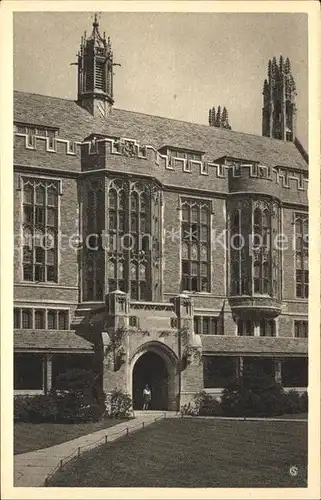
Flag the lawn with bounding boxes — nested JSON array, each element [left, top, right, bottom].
[[14, 419, 128, 455], [48, 418, 307, 488], [274, 413, 308, 420]]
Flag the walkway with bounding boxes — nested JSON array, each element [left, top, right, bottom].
[[15, 411, 177, 487]]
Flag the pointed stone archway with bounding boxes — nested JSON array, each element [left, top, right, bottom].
[[130, 341, 179, 411]]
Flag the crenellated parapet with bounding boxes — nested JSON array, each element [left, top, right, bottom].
[[14, 130, 81, 156], [14, 130, 308, 194]]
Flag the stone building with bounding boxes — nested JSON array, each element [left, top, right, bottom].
[[14, 18, 308, 410]]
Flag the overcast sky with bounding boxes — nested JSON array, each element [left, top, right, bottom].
[[13, 12, 308, 149]]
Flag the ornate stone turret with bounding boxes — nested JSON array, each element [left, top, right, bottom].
[[75, 14, 120, 118], [262, 55, 297, 141], [209, 105, 232, 130]]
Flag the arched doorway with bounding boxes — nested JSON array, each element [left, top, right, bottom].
[[132, 351, 169, 410]]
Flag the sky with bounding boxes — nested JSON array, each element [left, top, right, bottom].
[[13, 12, 308, 149]]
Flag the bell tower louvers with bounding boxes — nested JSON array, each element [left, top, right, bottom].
[[262, 56, 297, 142], [76, 14, 118, 118]]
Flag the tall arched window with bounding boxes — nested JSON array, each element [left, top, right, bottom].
[[85, 182, 105, 301], [295, 213, 308, 298], [22, 179, 58, 283], [252, 206, 271, 295], [181, 199, 211, 292], [105, 181, 153, 301], [230, 209, 244, 295]]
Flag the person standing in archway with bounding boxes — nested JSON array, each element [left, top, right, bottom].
[[143, 384, 152, 410]]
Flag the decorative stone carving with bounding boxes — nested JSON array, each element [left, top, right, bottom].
[[119, 139, 137, 157]]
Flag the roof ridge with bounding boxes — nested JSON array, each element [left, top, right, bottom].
[[14, 89, 296, 146], [112, 108, 295, 145], [14, 89, 78, 104]]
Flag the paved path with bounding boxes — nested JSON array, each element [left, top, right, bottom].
[[15, 411, 176, 487]]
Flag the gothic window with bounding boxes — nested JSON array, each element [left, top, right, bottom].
[[237, 319, 254, 336], [105, 181, 153, 300], [252, 206, 271, 295], [85, 182, 105, 301], [35, 310, 45, 329], [58, 310, 69, 330], [181, 199, 211, 292], [47, 310, 57, 329], [295, 214, 308, 298], [260, 319, 275, 337], [230, 209, 246, 295], [194, 316, 218, 335], [22, 179, 58, 283], [21, 309, 32, 329], [294, 320, 308, 338]]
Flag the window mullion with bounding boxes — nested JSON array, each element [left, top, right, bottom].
[[32, 182, 36, 281], [44, 186, 48, 281]]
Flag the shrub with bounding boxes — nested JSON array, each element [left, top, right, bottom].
[[14, 368, 106, 423], [53, 368, 106, 422], [180, 401, 199, 416], [105, 389, 132, 418], [195, 391, 223, 416], [180, 391, 223, 417], [14, 394, 58, 422], [14, 396, 33, 422], [300, 391, 308, 413], [280, 390, 302, 415], [221, 368, 288, 418], [54, 368, 97, 395]]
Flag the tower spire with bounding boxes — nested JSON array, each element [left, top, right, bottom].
[[262, 55, 297, 141], [75, 15, 120, 118], [208, 105, 232, 130]]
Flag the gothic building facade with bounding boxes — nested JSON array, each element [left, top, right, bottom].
[[14, 19, 308, 410]]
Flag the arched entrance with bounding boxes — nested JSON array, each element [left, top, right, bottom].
[[133, 351, 169, 410]]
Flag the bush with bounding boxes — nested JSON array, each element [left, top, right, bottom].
[[180, 391, 223, 417], [105, 389, 132, 418], [54, 368, 97, 395], [14, 368, 107, 423], [14, 396, 31, 422], [180, 401, 199, 416], [300, 391, 308, 413], [53, 368, 106, 422], [280, 390, 305, 415], [196, 391, 223, 416], [221, 366, 288, 417], [14, 394, 58, 422]]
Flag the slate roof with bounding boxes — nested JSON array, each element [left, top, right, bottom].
[[201, 336, 308, 355], [14, 330, 95, 353], [14, 91, 308, 170]]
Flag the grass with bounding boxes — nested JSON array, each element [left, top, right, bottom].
[[48, 418, 307, 488], [14, 419, 128, 455], [273, 413, 308, 420]]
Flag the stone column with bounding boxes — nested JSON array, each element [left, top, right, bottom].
[[237, 356, 244, 379], [103, 290, 129, 393], [171, 294, 202, 409], [253, 320, 260, 337], [46, 354, 53, 394], [274, 359, 282, 384]]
